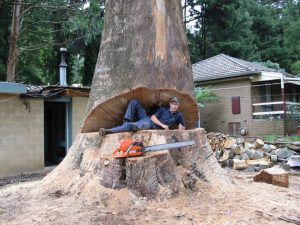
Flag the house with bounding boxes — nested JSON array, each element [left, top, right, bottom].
[[0, 82, 90, 178], [193, 54, 300, 137]]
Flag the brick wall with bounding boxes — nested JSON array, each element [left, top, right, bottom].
[[0, 94, 44, 178], [199, 78, 253, 135], [284, 119, 300, 135], [249, 120, 284, 136], [72, 97, 88, 141], [198, 78, 289, 137]]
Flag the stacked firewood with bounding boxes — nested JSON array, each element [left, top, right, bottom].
[[207, 132, 229, 151], [207, 133, 297, 171]]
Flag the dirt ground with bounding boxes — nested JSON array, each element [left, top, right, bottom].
[[0, 167, 299, 225]]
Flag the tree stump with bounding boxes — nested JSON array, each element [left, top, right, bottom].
[[41, 129, 230, 199]]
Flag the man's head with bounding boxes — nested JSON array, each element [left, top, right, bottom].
[[169, 96, 180, 112]]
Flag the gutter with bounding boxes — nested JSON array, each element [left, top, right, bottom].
[[194, 71, 261, 86], [0, 82, 27, 94]]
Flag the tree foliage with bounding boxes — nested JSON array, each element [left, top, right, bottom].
[[0, 0, 299, 85], [185, 0, 300, 76], [195, 86, 219, 107]]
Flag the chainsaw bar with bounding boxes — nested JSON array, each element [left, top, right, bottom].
[[144, 141, 195, 152]]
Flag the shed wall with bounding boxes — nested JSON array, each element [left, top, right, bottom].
[[0, 94, 44, 178], [72, 97, 88, 141]]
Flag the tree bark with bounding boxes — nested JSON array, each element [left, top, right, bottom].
[[82, 0, 199, 132], [6, 0, 22, 82], [37, 0, 230, 201]]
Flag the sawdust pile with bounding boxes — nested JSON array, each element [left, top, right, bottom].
[[0, 168, 299, 225]]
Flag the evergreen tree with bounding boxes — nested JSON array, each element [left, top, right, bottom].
[[186, 0, 256, 61]]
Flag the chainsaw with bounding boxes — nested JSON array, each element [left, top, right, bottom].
[[113, 136, 195, 158]]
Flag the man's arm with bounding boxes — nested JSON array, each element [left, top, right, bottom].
[[177, 113, 186, 130], [151, 115, 169, 130]]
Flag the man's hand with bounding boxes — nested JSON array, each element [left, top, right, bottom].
[[178, 124, 185, 130], [151, 115, 169, 130], [161, 124, 169, 130]]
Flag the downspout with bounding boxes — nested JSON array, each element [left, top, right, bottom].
[[281, 73, 286, 118]]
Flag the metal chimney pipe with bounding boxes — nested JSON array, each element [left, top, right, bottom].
[[59, 47, 67, 86]]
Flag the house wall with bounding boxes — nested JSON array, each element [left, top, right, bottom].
[[284, 119, 300, 135], [199, 78, 253, 135], [198, 78, 290, 137], [0, 94, 44, 178], [72, 97, 88, 141]]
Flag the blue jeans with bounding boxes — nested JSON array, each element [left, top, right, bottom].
[[111, 99, 152, 133]]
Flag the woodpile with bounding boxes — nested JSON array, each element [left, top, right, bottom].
[[207, 133, 298, 171], [207, 132, 229, 151]]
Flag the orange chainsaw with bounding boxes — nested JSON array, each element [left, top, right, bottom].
[[113, 136, 195, 158]]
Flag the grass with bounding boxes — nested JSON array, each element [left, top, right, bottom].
[[263, 135, 300, 143]]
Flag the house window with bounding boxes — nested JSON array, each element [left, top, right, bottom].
[[228, 122, 241, 136], [231, 96, 240, 114]]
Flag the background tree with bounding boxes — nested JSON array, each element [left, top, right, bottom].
[[2, 0, 104, 84]]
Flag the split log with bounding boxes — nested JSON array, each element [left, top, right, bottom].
[[233, 159, 248, 170], [241, 153, 249, 160], [270, 155, 278, 163], [246, 159, 271, 168], [253, 168, 289, 187], [261, 144, 273, 153], [224, 137, 236, 149], [244, 142, 255, 150], [219, 159, 233, 168], [254, 139, 264, 149], [222, 149, 234, 160], [250, 150, 264, 160], [233, 155, 241, 160], [231, 144, 243, 155]]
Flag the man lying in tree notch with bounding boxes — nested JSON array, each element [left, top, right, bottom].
[[99, 96, 186, 135]]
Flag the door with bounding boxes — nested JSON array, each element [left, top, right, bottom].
[[44, 98, 72, 165]]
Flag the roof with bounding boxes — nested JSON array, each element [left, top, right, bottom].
[[0, 82, 27, 94], [193, 54, 278, 82], [25, 85, 90, 98]]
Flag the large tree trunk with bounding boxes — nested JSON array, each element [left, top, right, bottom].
[[6, 0, 22, 82], [39, 0, 230, 200], [82, 0, 199, 132]]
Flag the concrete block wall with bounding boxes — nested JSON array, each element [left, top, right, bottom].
[[72, 97, 88, 141], [0, 94, 44, 178]]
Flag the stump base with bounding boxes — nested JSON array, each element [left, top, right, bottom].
[[42, 129, 230, 199]]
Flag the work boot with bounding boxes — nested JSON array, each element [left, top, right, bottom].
[[99, 128, 113, 136]]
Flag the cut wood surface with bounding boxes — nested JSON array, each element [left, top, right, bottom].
[[233, 159, 248, 170], [254, 139, 264, 149], [253, 168, 289, 187], [41, 129, 231, 199], [224, 137, 236, 149]]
